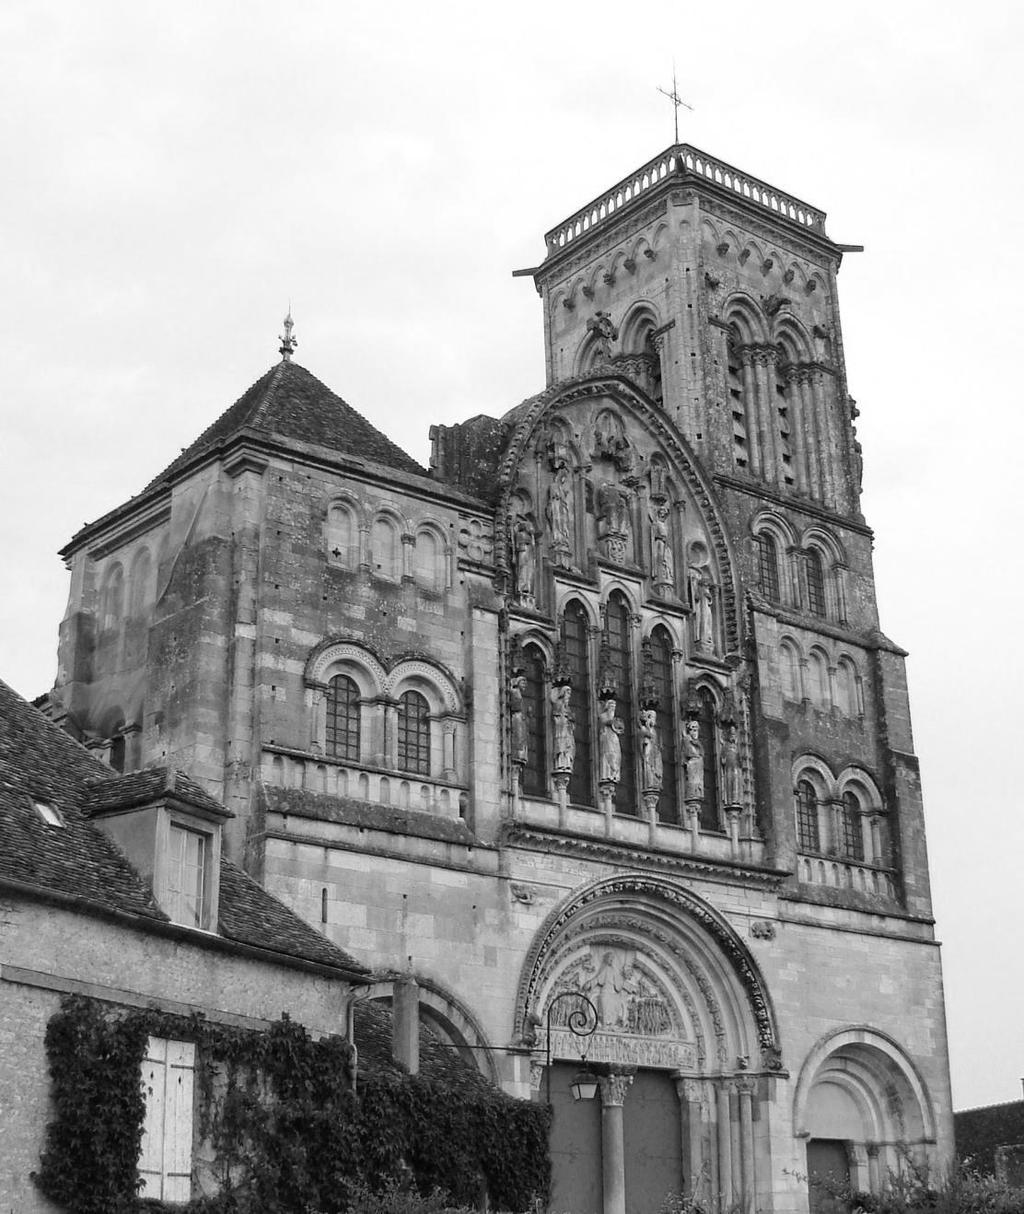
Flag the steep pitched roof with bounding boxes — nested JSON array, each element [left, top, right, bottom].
[[146, 359, 425, 491], [0, 679, 367, 976]]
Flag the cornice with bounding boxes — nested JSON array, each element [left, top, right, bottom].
[[713, 473, 873, 538], [748, 603, 908, 656], [501, 821, 789, 889]]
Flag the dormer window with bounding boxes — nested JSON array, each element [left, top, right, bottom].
[[166, 823, 209, 928], [33, 798, 65, 827]]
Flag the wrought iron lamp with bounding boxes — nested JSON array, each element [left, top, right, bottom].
[[542, 991, 599, 1105]]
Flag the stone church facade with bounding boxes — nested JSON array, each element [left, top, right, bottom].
[[49, 145, 953, 1213]]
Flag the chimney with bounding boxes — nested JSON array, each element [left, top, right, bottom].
[[392, 977, 420, 1075]]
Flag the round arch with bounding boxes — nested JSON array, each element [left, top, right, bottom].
[[514, 874, 781, 1073]]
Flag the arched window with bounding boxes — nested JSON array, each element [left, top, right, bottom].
[[774, 356, 795, 488], [780, 640, 801, 701], [372, 517, 401, 581], [835, 658, 857, 716], [808, 650, 830, 708], [109, 734, 126, 773], [757, 534, 781, 601], [522, 645, 547, 797], [128, 549, 152, 617], [727, 336, 750, 471], [841, 791, 865, 862], [805, 549, 826, 616], [562, 601, 593, 807], [327, 503, 357, 567], [414, 529, 444, 592], [604, 594, 636, 815], [325, 675, 360, 762], [101, 565, 124, 631], [697, 688, 720, 831], [796, 780, 820, 852], [649, 627, 678, 823], [396, 690, 431, 775]]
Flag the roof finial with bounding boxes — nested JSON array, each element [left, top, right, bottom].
[[279, 307, 297, 362], [656, 63, 693, 145]]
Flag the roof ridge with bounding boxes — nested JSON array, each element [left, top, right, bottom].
[[248, 359, 289, 432]]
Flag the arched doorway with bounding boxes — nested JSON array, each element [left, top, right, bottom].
[[516, 876, 781, 1214]]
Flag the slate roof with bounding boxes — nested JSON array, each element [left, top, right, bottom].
[[353, 999, 494, 1094], [145, 359, 426, 492], [0, 679, 367, 976], [955, 1100, 1024, 1174]]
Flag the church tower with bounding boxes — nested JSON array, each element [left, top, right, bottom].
[[50, 146, 951, 1213]]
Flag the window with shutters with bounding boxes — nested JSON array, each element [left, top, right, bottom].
[[796, 780, 821, 852], [325, 674, 360, 761], [139, 1037, 195, 1202], [166, 824, 208, 929], [397, 689, 431, 775]]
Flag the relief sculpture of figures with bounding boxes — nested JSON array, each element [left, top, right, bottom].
[[639, 706, 663, 792], [546, 469, 573, 563], [512, 517, 536, 600], [598, 695, 622, 783], [682, 717, 704, 801], [586, 310, 618, 361], [720, 722, 744, 808], [509, 671, 528, 766], [550, 682, 575, 773], [650, 505, 674, 591]]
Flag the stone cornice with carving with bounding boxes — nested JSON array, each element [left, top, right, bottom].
[[501, 821, 787, 888], [713, 473, 873, 537]]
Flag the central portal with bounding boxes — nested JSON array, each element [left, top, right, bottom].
[[548, 1063, 683, 1214]]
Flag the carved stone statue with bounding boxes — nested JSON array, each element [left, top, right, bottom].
[[650, 505, 674, 589], [546, 469, 573, 561], [586, 310, 618, 361], [509, 672, 528, 765], [512, 517, 536, 599], [688, 565, 715, 650], [598, 695, 622, 783], [550, 682, 575, 772], [720, 722, 744, 808], [639, 707, 663, 792], [682, 718, 704, 801]]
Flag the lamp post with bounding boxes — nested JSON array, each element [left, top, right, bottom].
[[543, 991, 599, 1105]]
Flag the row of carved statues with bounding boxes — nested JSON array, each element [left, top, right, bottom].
[[509, 669, 745, 810]]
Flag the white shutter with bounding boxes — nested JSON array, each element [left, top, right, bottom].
[[138, 1036, 195, 1201]]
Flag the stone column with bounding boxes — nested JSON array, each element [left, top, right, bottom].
[[309, 685, 324, 751], [442, 718, 457, 782], [676, 1077, 709, 1206], [382, 699, 398, 768], [357, 522, 371, 573], [752, 348, 779, 486], [739, 349, 762, 479], [796, 368, 820, 499], [716, 1082, 733, 1212], [599, 1071, 634, 1214], [810, 369, 837, 507], [867, 1143, 881, 1194], [785, 364, 809, 492], [737, 1079, 756, 1212]]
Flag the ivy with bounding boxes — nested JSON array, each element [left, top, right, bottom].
[[33, 996, 550, 1214]]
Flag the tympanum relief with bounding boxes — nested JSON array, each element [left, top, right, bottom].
[[546, 945, 698, 1071]]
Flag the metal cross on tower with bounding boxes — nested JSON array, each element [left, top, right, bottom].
[[657, 66, 693, 145]]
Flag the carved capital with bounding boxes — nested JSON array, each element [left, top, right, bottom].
[[599, 1071, 635, 1107]]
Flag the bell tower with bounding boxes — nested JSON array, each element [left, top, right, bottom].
[[525, 144, 863, 521]]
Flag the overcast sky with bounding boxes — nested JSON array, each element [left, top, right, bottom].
[[3, 1, 1021, 1111]]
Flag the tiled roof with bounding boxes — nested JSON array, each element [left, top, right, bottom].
[[145, 360, 426, 491], [0, 679, 366, 976], [955, 1101, 1024, 1173], [353, 999, 494, 1093], [84, 767, 229, 818], [263, 784, 477, 847]]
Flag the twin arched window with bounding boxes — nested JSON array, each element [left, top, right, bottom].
[[794, 774, 882, 865], [397, 690, 431, 775], [326, 675, 360, 761]]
